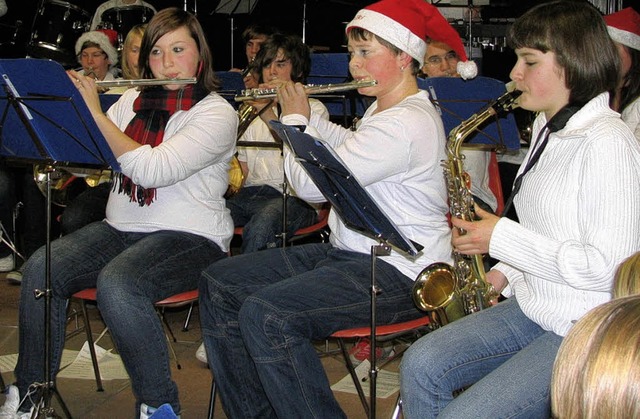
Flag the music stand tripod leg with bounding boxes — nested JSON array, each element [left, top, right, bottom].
[[368, 242, 391, 419], [29, 171, 72, 418]]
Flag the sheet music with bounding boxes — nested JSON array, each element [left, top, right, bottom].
[[330, 359, 399, 399]]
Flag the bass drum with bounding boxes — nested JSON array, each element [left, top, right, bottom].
[[98, 5, 155, 50], [27, 1, 91, 68]]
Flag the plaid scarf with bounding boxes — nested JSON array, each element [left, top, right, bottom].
[[116, 85, 208, 206]]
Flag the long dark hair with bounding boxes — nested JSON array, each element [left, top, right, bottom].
[[138, 8, 219, 91], [507, 0, 619, 105], [618, 47, 640, 113]]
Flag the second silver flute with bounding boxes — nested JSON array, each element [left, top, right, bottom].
[[234, 79, 378, 101], [95, 77, 198, 88]]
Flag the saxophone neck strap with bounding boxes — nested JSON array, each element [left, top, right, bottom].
[[501, 103, 582, 218]]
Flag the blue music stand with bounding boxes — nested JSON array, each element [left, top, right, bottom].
[[0, 58, 119, 419], [0, 58, 119, 170], [419, 76, 521, 151], [270, 120, 422, 419]]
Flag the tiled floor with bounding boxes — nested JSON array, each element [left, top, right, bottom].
[[0, 272, 405, 418]]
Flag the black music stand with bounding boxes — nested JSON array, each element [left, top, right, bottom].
[[0, 58, 119, 418], [269, 121, 422, 419], [212, 0, 260, 69]]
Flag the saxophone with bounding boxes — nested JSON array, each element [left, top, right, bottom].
[[412, 87, 522, 326]]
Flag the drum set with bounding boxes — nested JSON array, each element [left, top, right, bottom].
[[3, 0, 155, 68]]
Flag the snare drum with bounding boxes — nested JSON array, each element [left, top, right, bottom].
[[98, 6, 154, 50], [27, 1, 91, 67]]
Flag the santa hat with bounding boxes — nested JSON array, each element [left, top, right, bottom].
[[75, 30, 119, 66], [346, 0, 477, 79], [605, 7, 640, 51]]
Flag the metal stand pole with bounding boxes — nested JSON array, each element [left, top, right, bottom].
[[29, 168, 72, 418], [368, 242, 391, 419]]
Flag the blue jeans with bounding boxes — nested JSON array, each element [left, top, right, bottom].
[[14, 221, 226, 416], [400, 298, 563, 418], [226, 185, 317, 253], [199, 243, 423, 418]]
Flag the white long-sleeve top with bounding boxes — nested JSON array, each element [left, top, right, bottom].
[[282, 90, 453, 280], [490, 92, 640, 336], [105, 88, 238, 251], [238, 99, 329, 192]]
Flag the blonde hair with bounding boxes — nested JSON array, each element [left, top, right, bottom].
[[551, 295, 640, 419], [121, 24, 147, 80], [613, 252, 640, 298]]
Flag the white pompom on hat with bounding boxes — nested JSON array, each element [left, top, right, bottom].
[[75, 30, 119, 66], [605, 7, 640, 51], [346, 0, 477, 79]]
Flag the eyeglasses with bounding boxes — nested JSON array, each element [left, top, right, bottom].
[[426, 51, 459, 66]]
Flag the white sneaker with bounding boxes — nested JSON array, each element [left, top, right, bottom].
[[140, 403, 179, 419], [195, 342, 207, 364], [0, 385, 31, 419], [0, 254, 13, 272]]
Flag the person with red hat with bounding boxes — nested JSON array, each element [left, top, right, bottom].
[[75, 29, 120, 84], [400, 1, 640, 417], [605, 7, 640, 139], [198, 0, 455, 416]]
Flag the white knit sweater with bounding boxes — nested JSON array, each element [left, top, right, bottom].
[[491, 92, 640, 336]]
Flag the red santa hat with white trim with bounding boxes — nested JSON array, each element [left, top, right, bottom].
[[346, 0, 478, 79], [604, 7, 640, 51], [75, 29, 119, 66]]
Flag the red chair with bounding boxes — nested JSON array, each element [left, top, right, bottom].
[[329, 316, 431, 416], [69, 288, 199, 391]]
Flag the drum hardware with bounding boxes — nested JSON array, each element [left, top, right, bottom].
[[98, 5, 155, 51], [27, 0, 91, 67]]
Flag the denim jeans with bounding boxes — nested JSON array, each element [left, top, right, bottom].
[[400, 298, 563, 419], [14, 221, 226, 416], [226, 185, 317, 253], [199, 243, 423, 418]]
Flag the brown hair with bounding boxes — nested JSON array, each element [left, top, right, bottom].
[[138, 8, 219, 91], [613, 251, 640, 298], [507, 0, 619, 105]]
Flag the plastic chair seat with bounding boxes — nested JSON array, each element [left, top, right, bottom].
[[69, 287, 199, 391]]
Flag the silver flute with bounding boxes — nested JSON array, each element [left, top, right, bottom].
[[95, 78, 198, 88], [234, 79, 378, 101]]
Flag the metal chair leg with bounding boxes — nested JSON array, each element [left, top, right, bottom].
[[207, 377, 216, 419], [80, 299, 104, 392], [337, 338, 369, 416]]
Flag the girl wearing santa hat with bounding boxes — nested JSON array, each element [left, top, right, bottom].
[[401, 2, 640, 418]]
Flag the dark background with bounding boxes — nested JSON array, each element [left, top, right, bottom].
[[0, 0, 637, 79]]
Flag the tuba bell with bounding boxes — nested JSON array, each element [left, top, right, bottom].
[[412, 87, 522, 326]]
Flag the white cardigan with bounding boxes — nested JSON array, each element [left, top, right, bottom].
[[491, 92, 640, 336]]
